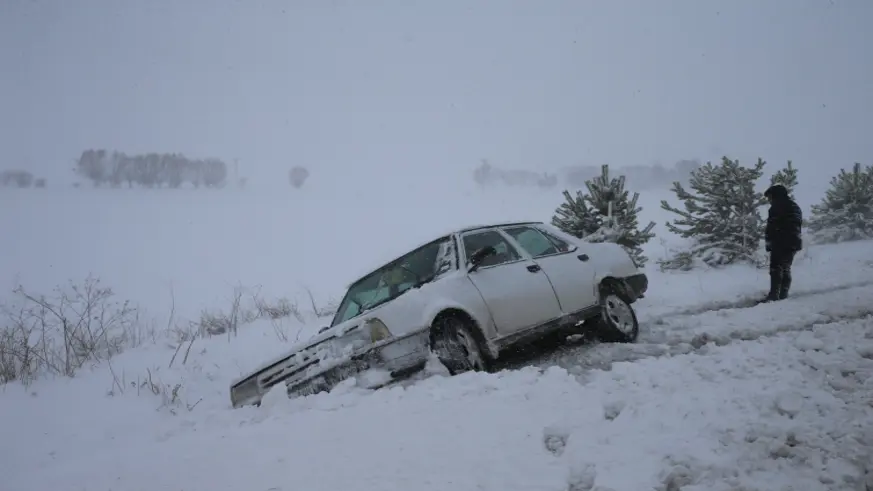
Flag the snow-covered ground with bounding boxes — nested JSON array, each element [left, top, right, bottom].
[[2, 187, 873, 490]]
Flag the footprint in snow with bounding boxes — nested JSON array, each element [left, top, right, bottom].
[[543, 425, 570, 456], [603, 400, 625, 421], [567, 462, 597, 491]]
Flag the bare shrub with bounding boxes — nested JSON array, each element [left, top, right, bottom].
[[0, 306, 40, 384], [0, 278, 332, 387], [107, 365, 202, 415], [195, 284, 257, 337], [253, 292, 305, 342], [0, 276, 138, 385], [197, 309, 247, 337], [192, 284, 313, 343], [254, 295, 301, 321], [167, 287, 199, 369], [305, 287, 338, 318]]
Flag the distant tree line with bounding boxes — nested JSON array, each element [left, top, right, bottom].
[[0, 170, 46, 188], [472, 158, 701, 191], [74, 149, 229, 188], [473, 159, 558, 188], [66, 148, 314, 190], [562, 160, 701, 190]]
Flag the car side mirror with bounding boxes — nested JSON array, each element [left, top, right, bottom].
[[468, 245, 496, 273]]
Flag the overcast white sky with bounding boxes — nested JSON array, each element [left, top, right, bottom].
[[1, 0, 870, 184]]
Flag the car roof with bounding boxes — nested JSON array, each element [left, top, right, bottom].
[[343, 220, 546, 288], [454, 220, 544, 234]]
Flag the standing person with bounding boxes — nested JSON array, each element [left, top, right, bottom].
[[763, 184, 804, 302]]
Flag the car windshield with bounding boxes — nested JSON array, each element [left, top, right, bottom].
[[329, 236, 456, 327]]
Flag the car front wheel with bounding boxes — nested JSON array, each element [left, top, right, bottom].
[[429, 313, 489, 375], [596, 286, 639, 343]]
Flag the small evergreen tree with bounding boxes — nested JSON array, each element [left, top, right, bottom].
[[659, 156, 767, 270], [807, 162, 873, 244], [551, 189, 601, 238], [769, 160, 798, 200], [552, 165, 655, 266]]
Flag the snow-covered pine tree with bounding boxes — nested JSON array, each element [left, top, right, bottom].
[[659, 156, 767, 270], [769, 160, 798, 200], [551, 164, 656, 266], [584, 165, 656, 266], [551, 189, 601, 239], [807, 162, 873, 244]]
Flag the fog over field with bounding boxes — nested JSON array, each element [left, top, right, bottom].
[[2, 0, 869, 312]]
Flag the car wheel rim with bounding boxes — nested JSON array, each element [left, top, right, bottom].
[[604, 294, 635, 335], [455, 327, 484, 370]]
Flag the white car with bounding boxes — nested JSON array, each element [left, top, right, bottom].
[[230, 221, 648, 408]]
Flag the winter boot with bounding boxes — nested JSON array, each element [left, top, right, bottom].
[[764, 272, 782, 302], [778, 276, 792, 300]]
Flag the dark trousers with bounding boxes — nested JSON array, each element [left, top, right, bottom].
[[768, 249, 797, 300]]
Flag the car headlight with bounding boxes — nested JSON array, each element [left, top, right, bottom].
[[230, 377, 261, 408], [365, 318, 392, 343]]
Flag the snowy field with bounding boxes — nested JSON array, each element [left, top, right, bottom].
[[2, 185, 873, 491]]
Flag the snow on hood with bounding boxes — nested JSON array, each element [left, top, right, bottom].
[[229, 316, 366, 387]]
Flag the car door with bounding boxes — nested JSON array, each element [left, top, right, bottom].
[[460, 229, 563, 334], [501, 224, 598, 314]]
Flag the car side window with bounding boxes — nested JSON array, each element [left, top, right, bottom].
[[433, 239, 457, 276], [538, 228, 574, 253], [462, 230, 521, 268], [504, 226, 572, 258]]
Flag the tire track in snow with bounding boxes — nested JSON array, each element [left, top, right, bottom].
[[642, 278, 873, 324], [501, 282, 873, 376], [525, 310, 873, 376], [389, 282, 873, 392]]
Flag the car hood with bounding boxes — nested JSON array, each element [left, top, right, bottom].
[[229, 313, 373, 387]]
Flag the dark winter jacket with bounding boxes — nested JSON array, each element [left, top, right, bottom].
[[764, 184, 803, 252]]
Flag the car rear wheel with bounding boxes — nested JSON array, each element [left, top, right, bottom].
[[596, 284, 639, 343], [430, 313, 488, 375]]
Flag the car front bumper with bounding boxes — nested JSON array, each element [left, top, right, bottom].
[[287, 327, 431, 398], [230, 327, 431, 408], [624, 273, 648, 302]]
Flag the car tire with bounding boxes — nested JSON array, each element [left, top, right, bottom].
[[595, 283, 640, 343], [430, 313, 489, 375]]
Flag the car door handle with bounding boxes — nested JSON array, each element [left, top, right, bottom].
[[577, 254, 589, 262], [526, 264, 541, 273]]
